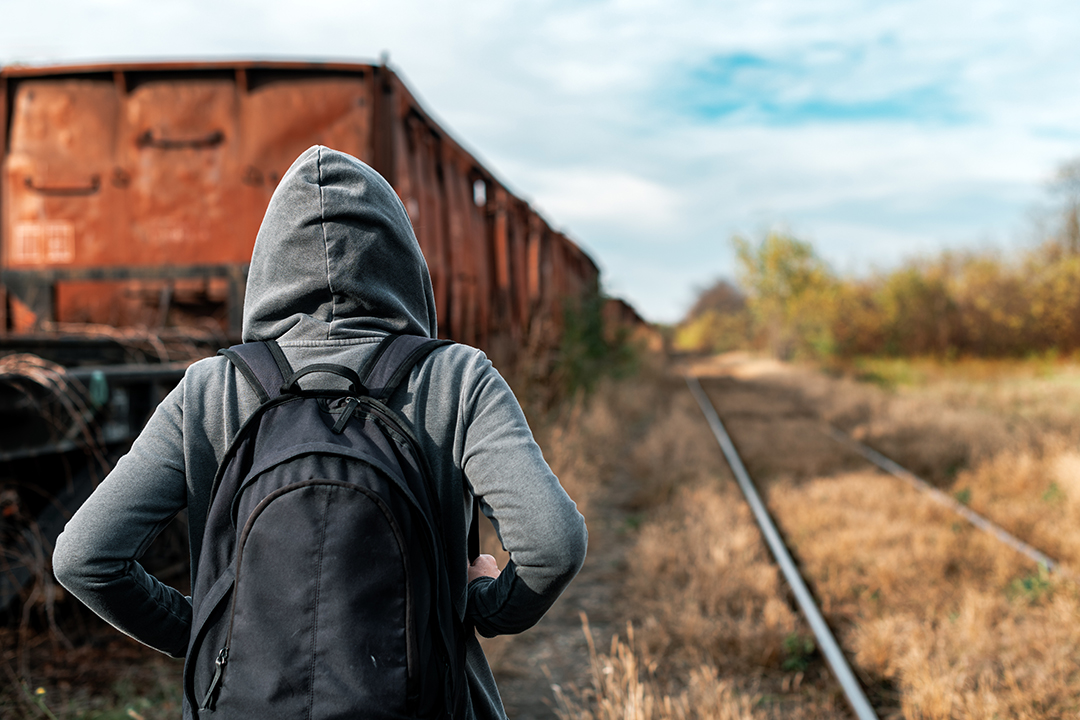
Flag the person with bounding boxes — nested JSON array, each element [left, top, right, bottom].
[[53, 145, 588, 719]]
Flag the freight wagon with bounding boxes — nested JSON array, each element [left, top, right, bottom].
[[1, 59, 598, 361], [0, 60, 602, 611]]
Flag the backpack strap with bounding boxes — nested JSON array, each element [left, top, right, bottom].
[[361, 334, 481, 560], [217, 339, 294, 403], [469, 501, 480, 563], [361, 334, 453, 401]]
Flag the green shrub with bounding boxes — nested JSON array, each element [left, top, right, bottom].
[[556, 290, 639, 398]]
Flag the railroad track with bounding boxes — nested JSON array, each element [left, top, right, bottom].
[[685, 374, 1072, 719]]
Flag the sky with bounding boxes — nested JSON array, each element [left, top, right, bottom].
[[4, 0, 1080, 323]]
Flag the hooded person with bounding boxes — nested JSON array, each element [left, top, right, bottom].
[[53, 145, 588, 719]]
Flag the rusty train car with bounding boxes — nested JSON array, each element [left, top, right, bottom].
[[0, 60, 599, 365], [0, 60, 602, 611]]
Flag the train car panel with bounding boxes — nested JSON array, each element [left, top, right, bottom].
[[507, 196, 532, 338], [444, 152, 479, 348], [488, 184, 510, 359], [121, 76, 240, 265], [5, 79, 121, 329], [240, 72, 374, 185], [5, 79, 118, 265], [0, 73, 6, 331]]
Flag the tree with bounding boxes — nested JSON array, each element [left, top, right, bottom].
[[675, 279, 749, 354], [733, 231, 837, 359], [685, 279, 746, 320], [1049, 158, 1080, 255]]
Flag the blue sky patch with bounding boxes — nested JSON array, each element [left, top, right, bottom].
[[672, 48, 967, 126]]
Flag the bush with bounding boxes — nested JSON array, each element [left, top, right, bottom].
[[680, 229, 1080, 361], [556, 290, 639, 398]]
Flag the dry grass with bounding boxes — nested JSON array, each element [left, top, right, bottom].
[[554, 617, 759, 720], [477, 359, 694, 698], [626, 484, 797, 678], [544, 361, 849, 719], [770, 469, 1080, 719], [775, 356, 1080, 571], [707, 353, 1080, 718], [0, 629, 184, 720], [548, 352, 1080, 719]]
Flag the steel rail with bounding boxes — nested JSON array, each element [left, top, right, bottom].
[[825, 426, 1073, 580], [686, 376, 879, 720]]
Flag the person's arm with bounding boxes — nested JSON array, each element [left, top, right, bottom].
[[53, 379, 192, 658], [460, 362, 587, 637]]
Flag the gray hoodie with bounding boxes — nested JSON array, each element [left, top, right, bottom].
[[53, 145, 588, 719]]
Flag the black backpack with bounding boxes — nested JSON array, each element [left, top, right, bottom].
[[182, 334, 469, 719]]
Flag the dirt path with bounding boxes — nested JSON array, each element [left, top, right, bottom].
[[478, 476, 632, 719], [476, 369, 686, 720]]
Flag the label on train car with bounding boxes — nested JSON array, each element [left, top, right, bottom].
[[10, 221, 75, 265]]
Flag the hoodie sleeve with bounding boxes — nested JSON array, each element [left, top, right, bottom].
[[458, 356, 587, 637], [52, 378, 193, 658]]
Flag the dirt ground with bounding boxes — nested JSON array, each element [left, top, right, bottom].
[[477, 504, 626, 720], [476, 409, 646, 720]]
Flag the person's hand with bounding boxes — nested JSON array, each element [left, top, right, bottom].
[[468, 554, 501, 583]]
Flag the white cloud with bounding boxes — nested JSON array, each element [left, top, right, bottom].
[[524, 169, 683, 234]]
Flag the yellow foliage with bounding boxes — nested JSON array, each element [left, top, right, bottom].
[[684, 233, 1080, 359], [672, 311, 749, 354]]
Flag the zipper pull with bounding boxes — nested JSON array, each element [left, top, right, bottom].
[[200, 646, 229, 711], [331, 397, 360, 434]]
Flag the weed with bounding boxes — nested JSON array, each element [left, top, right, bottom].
[[1007, 566, 1053, 605], [556, 290, 639, 399], [554, 616, 760, 720], [853, 369, 894, 390], [781, 634, 816, 672], [944, 459, 966, 480], [1041, 482, 1065, 504], [25, 685, 58, 720], [852, 358, 929, 389]]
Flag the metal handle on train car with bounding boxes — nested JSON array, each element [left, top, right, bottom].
[[136, 129, 225, 150], [23, 174, 101, 196]]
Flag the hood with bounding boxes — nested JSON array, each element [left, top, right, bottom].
[[241, 146, 437, 343]]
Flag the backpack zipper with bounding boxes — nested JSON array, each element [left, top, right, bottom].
[[200, 647, 229, 710], [199, 486, 262, 711], [330, 397, 360, 434]]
